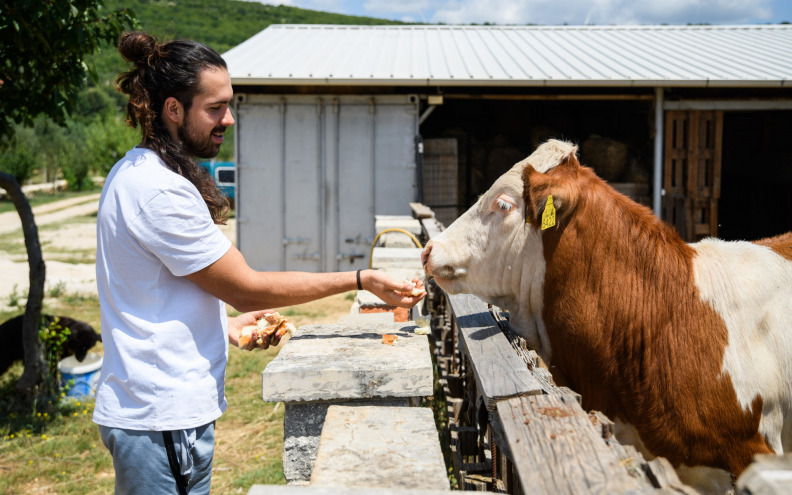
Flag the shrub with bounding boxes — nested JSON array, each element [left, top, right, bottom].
[[0, 128, 38, 184]]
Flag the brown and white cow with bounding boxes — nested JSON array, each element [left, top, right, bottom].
[[421, 139, 792, 494]]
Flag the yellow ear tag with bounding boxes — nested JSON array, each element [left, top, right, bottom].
[[541, 195, 556, 230]]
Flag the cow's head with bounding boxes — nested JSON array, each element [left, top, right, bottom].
[[421, 139, 578, 352]]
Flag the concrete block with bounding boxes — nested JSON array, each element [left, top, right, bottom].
[[371, 248, 425, 281], [374, 216, 423, 248], [375, 215, 422, 235], [353, 289, 387, 307], [282, 399, 410, 483], [310, 406, 450, 491], [261, 322, 434, 403], [350, 288, 417, 323], [336, 311, 395, 324], [371, 246, 423, 267]]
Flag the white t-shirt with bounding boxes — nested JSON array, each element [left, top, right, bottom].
[[93, 147, 232, 431]]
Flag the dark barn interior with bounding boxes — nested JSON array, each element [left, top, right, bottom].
[[418, 93, 792, 242], [720, 110, 792, 241]]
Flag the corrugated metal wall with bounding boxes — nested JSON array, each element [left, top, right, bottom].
[[235, 94, 419, 272]]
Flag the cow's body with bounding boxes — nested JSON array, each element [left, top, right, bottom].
[[421, 140, 792, 494]]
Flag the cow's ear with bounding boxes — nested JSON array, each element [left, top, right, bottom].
[[522, 164, 546, 226], [558, 151, 582, 170], [522, 156, 579, 228]]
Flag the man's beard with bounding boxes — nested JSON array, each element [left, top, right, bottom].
[[178, 116, 226, 159]]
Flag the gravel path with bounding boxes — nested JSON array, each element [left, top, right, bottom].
[[0, 193, 101, 235]]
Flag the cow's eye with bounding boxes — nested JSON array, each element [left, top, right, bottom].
[[494, 195, 516, 213]]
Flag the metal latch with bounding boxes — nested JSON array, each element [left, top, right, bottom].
[[283, 237, 311, 246], [292, 252, 320, 260], [337, 252, 366, 263], [344, 235, 374, 245]]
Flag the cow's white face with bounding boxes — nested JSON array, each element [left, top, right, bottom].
[[422, 139, 578, 354], [423, 166, 535, 298]]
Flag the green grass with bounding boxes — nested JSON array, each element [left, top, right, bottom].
[[0, 376, 112, 494], [0, 291, 354, 493], [0, 290, 110, 494], [0, 349, 288, 494]]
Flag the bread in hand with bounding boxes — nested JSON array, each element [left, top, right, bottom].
[[400, 280, 426, 297], [239, 312, 296, 348]]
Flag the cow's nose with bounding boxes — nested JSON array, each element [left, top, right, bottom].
[[421, 242, 433, 267]]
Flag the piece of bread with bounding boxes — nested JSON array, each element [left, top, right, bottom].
[[400, 280, 426, 297], [239, 312, 296, 348], [239, 326, 255, 348]]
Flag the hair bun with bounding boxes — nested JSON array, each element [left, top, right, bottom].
[[118, 31, 162, 66]]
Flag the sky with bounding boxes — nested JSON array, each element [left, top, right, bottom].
[[246, 0, 792, 25]]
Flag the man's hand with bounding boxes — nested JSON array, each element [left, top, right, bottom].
[[362, 271, 426, 308], [228, 310, 283, 350]]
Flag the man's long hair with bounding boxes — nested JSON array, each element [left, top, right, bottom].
[[115, 31, 229, 224]]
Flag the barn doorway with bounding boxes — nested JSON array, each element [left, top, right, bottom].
[[718, 110, 792, 241], [418, 96, 656, 224], [660, 109, 792, 242]]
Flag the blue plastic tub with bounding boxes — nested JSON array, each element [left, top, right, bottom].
[[59, 352, 102, 397]]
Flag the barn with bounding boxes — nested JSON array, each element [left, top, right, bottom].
[[224, 24, 792, 272]]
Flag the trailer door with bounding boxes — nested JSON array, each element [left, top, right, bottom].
[[235, 94, 418, 272]]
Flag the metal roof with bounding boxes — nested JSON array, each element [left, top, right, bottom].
[[224, 24, 792, 88]]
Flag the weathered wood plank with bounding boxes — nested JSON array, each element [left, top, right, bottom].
[[496, 394, 647, 495], [583, 411, 696, 493], [644, 457, 699, 494], [447, 294, 543, 410]]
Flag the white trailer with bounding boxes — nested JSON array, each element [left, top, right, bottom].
[[233, 94, 419, 272]]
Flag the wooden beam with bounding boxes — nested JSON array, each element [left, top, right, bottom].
[[496, 394, 645, 495], [447, 294, 543, 410], [445, 93, 655, 101], [665, 100, 792, 111]]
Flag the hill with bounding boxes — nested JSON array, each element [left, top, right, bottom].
[[95, 0, 404, 84], [1, 1, 403, 187]]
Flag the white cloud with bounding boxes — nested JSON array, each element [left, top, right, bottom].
[[363, 0, 437, 22], [238, 0, 780, 24], [304, 0, 350, 11], [364, 0, 436, 14], [428, 0, 775, 25]]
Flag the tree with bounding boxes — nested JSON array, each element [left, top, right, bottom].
[[0, 174, 47, 394], [0, 0, 136, 395]]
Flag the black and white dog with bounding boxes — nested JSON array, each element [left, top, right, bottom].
[[0, 314, 101, 376]]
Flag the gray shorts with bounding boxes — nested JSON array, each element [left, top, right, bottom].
[[99, 422, 215, 495]]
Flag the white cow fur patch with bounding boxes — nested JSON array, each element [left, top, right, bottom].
[[692, 237, 792, 454]]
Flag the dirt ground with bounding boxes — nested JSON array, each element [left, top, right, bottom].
[[0, 194, 236, 310]]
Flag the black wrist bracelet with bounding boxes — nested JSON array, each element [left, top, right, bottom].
[[356, 269, 363, 291]]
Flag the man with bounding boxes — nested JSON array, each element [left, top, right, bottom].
[[94, 32, 424, 495]]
